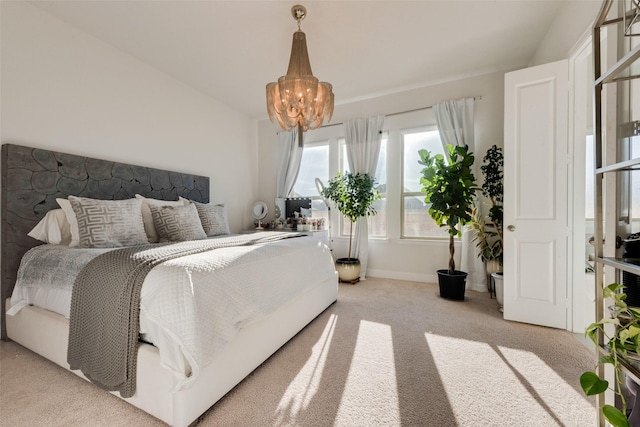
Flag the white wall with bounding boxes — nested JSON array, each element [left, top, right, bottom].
[[257, 72, 504, 284], [1, 1, 257, 232], [529, 0, 600, 67]]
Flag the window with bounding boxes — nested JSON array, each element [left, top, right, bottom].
[[291, 141, 330, 224], [632, 135, 640, 222], [401, 128, 449, 239], [585, 134, 595, 219], [339, 137, 388, 238], [289, 108, 448, 242], [291, 142, 329, 198]]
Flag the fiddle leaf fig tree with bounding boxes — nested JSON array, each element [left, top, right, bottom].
[[321, 171, 380, 260], [419, 144, 478, 274]]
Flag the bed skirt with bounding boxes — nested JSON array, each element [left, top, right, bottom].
[[5, 273, 338, 427]]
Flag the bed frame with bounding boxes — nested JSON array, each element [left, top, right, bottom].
[[1, 143, 338, 426]]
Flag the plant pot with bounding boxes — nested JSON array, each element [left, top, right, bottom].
[[492, 272, 504, 312], [437, 269, 467, 300], [486, 259, 501, 275], [336, 258, 360, 283]]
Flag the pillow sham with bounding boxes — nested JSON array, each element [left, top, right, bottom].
[[149, 203, 207, 242], [56, 198, 80, 247], [135, 194, 187, 243], [27, 208, 72, 245], [68, 196, 148, 248], [189, 200, 231, 237]]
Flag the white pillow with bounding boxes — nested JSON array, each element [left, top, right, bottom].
[[56, 198, 80, 247], [27, 208, 72, 245], [135, 194, 188, 243]]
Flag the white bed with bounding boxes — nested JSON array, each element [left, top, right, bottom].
[[1, 143, 338, 427]]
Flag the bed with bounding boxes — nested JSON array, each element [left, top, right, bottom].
[[1, 143, 338, 426]]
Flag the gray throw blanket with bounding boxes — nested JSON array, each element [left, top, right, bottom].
[[67, 232, 301, 397]]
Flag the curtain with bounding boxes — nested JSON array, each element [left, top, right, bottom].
[[433, 98, 487, 292], [344, 115, 385, 280], [275, 129, 303, 218]]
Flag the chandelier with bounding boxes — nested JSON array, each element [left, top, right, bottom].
[[266, 5, 334, 146]]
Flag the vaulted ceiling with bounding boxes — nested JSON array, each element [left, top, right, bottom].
[[31, 1, 600, 120]]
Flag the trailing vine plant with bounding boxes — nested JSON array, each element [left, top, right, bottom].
[[581, 283, 640, 427]]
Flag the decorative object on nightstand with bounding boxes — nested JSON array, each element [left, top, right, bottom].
[[252, 201, 268, 230]]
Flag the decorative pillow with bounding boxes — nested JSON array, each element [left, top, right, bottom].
[[56, 198, 80, 247], [149, 203, 207, 242], [27, 208, 72, 245], [68, 196, 148, 248], [135, 194, 187, 243], [190, 201, 230, 237]]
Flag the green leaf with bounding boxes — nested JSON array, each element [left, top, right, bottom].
[[580, 371, 608, 396], [603, 405, 631, 427]]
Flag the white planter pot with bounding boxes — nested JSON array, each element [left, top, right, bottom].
[[335, 258, 360, 283], [486, 259, 501, 275], [491, 272, 504, 313]]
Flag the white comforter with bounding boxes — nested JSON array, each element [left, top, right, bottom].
[[9, 233, 336, 389]]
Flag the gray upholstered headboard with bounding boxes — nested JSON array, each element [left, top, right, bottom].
[[1, 143, 210, 340]]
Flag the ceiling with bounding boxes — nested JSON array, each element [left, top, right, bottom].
[[31, 1, 597, 121]]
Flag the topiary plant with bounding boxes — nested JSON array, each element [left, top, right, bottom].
[[320, 171, 380, 260]]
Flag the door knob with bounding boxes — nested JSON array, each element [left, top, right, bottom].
[[507, 225, 516, 232]]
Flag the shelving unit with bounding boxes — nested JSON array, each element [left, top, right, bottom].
[[593, 1, 640, 425]]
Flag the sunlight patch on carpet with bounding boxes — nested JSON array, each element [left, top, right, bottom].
[[274, 314, 337, 424], [425, 333, 595, 426], [336, 320, 400, 425]]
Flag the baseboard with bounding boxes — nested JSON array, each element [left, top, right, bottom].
[[365, 269, 488, 293], [365, 269, 437, 284]]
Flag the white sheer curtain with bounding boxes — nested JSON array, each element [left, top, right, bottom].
[[433, 98, 487, 292], [275, 129, 303, 216], [344, 115, 384, 280]]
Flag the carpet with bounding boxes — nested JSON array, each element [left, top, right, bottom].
[[0, 278, 595, 426]]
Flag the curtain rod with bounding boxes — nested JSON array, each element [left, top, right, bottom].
[[317, 95, 482, 129]]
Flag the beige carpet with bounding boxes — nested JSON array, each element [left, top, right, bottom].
[[0, 278, 595, 426]]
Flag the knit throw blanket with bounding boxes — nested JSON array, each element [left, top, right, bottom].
[[67, 232, 301, 398]]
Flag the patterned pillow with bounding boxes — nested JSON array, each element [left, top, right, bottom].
[[150, 203, 207, 242], [191, 201, 231, 236], [68, 196, 148, 248], [135, 194, 187, 243]]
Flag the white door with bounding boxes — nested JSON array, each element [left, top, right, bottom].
[[503, 60, 569, 329]]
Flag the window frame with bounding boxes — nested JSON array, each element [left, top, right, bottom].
[[400, 125, 450, 240]]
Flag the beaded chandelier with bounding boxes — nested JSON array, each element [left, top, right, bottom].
[[266, 5, 334, 146]]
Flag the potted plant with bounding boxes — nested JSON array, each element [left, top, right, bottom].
[[321, 171, 380, 283], [418, 144, 479, 300], [470, 144, 504, 306], [581, 283, 640, 427]]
